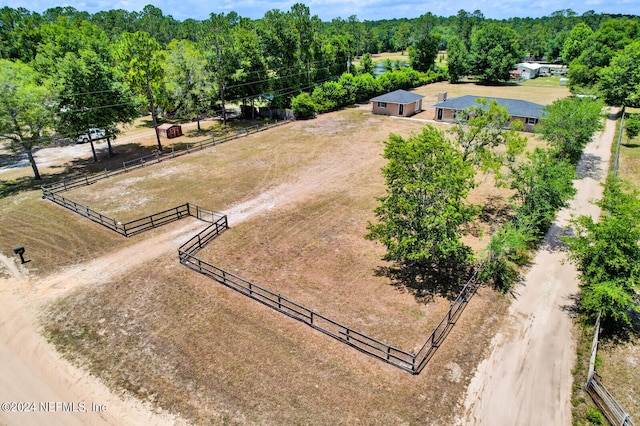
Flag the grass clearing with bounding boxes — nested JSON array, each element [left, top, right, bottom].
[[414, 80, 571, 105], [1, 80, 570, 424]]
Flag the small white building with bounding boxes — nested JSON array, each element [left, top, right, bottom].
[[516, 62, 567, 79]]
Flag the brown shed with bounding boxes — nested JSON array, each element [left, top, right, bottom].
[[158, 123, 183, 139]]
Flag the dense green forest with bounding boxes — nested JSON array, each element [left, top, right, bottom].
[[2, 3, 640, 178]]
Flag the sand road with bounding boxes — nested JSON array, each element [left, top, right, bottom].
[[458, 109, 617, 425]]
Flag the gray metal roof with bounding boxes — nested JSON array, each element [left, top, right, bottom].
[[434, 95, 545, 119], [370, 89, 424, 104]]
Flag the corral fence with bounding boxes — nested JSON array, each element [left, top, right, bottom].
[[587, 375, 635, 426], [179, 217, 483, 374], [42, 189, 221, 238], [41, 107, 484, 373], [41, 117, 292, 196], [43, 177, 484, 374]]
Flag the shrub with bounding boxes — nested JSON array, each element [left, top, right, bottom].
[[481, 222, 535, 290], [291, 93, 316, 119]]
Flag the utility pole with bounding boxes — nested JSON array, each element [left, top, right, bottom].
[[221, 85, 226, 125]]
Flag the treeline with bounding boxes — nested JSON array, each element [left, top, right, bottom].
[[2, 3, 640, 181]]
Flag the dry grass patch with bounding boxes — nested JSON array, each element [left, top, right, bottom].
[[36, 104, 551, 423], [0, 190, 126, 276], [44, 253, 509, 425], [415, 80, 570, 106], [596, 334, 640, 421]]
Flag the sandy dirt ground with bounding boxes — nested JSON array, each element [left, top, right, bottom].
[[457, 109, 617, 425], [1, 105, 614, 425], [0, 168, 322, 426]]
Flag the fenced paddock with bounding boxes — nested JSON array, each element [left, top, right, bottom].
[[44, 170, 483, 374], [41, 111, 484, 374], [42, 188, 223, 238]]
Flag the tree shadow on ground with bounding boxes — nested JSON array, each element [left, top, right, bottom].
[[559, 292, 580, 318], [0, 171, 75, 199], [0, 152, 28, 168], [540, 222, 574, 253], [622, 143, 640, 148], [478, 195, 513, 225], [599, 310, 640, 343], [375, 260, 476, 303], [63, 143, 159, 174], [576, 152, 603, 180]]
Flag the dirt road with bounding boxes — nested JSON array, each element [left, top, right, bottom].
[[458, 109, 617, 425], [0, 224, 201, 426], [0, 178, 308, 426]]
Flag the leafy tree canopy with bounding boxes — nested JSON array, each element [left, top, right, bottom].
[[469, 23, 521, 83], [0, 59, 56, 179], [366, 125, 478, 266], [564, 176, 640, 327]]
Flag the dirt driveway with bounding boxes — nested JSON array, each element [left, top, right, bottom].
[[457, 109, 617, 425]]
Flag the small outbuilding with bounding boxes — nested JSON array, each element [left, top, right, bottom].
[[157, 123, 183, 139], [370, 89, 424, 117]]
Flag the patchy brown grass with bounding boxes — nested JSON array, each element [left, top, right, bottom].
[[44, 254, 509, 425], [29, 83, 568, 424], [0, 190, 127, 276], [597, 333, 640, 421], [415, 80, 571, 106]]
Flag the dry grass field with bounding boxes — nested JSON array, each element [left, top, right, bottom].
[[0, 81, 571, 425]]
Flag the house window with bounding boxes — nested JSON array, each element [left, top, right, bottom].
[[526, 117, 537, 125], [378, 102, 387, 108]]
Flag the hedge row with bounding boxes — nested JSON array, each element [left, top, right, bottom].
[[291, 68, 447, 118]]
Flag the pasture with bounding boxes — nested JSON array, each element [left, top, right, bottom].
[[1, 81, 570, 424]]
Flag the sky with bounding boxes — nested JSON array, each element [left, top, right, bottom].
[[2, 0, 639, 22]]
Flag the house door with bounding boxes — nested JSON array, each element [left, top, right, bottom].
[[398, 104, 404, 116], [437, 108, 443, 120]]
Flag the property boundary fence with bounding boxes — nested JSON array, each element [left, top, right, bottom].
[[178, 217, 483, 374], [585, 313, 635, 425], [41, 117, 292, 196], [586, 375, 635, 426], [42, 189, 218, 238]]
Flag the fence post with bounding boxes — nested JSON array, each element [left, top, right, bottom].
[[84, 174, 88, 185], [278, 294, 281, 309], [587, 312, 602, 383]]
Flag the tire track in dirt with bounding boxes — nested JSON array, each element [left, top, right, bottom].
[[457, 108, 617, 425]]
